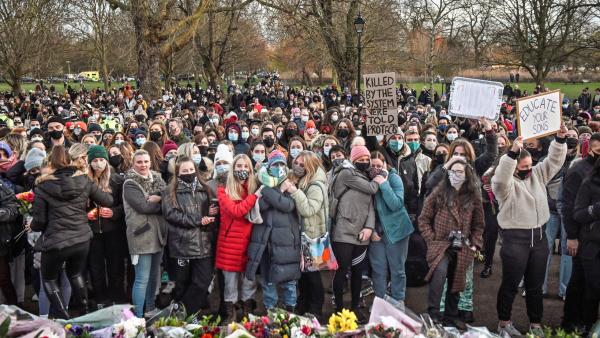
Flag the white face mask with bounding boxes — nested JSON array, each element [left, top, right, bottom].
[[447, 133, 458, 141], [91, 159, 107, 171]]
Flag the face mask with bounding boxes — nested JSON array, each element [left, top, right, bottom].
[[276, 131, 283, 139], [233, 170, 249, 180], [109, 154, 122, 167], [566, 138, 578, 149], [251, 128, 260, 136], [31, 136, 43, 143], [228, 132, 239, 142], [49, 130, 63, 140], [438, 125, 448, 132], [337, 129, 349, 138], [179, 173, 196, 184], [286, 129, 297, 137], [368, 167, 384, 179], [447, 133, 458, 141], [516, 168, 532, 180], [73, 128, 82, 136], [525, 147, 540, 158], [563, 104, 569, 109], [253, 153, 265, 164], [448, 171, 465, 189], [331, 115, 339, 122], [269, 166, 287, 178], [435, 154, 446, 165], [356, 130, 362, 136], [136, 138, 146, 146], [292, 164, 305, 177], [216, 164, 230, 175], [192, 154, 202, 165], [389, 139, 403, 152], [94, 134, 102, 142], [323, 145, 332, 156], [91, 160, 107, 171], [263, 137, 275, 148], [301, 116, 309, 123], [354, 162, 370, 172], [332, 158, 345, 167], [407, 141, 421, 153], [306, 128, 315, 135], [211, 118, 219, 125], [150, 131, 162, 141], [376, 135, 383, 142], [424, 140, 436, 151], [241, 131, 250, 140], [290, 148, 301, 159]]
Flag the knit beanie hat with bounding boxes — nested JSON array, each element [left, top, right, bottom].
[[578, 125, 593, 136], [214, 144, 233, 164], [0, 142, 12, 158], [350, 145, 370, 163], [305, 120, 316, 129], [87, 145, 109, 164], [267, 150, 286, 168], [88, 123, 103, 133], [47, 115, 65, 126], [24, 148, 46, 171], [162, 142, 178, 157]]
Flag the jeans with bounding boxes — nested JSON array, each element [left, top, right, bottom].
[[369, 235, 409, 301], [173, 258, 213, 314], [88, 231, 127, 304], [427, 251, 459, 320], [297, 271, 324, 316], [38, 269, 71, 317], [132, 252, 162, 317], [496, 227, 548, 324], [222, 271, 257, 303], [262, 280, 297, 310], [543, 211, 572, 297]]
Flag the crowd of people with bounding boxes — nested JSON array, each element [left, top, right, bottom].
[[0, 79, 599, 338]]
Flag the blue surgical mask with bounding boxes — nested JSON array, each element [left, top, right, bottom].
[[253, 153, 265, 164], [216, 164, 230, 175], [136, 138, 146, 146], [241, 131, 250, 140], [269, 166, 287, 178], [115, 139, 124, 145], [192, 154, 202, 165], [407, 141, 421, 153], [290, 148, 301, 159], [228, 132, 239, 142], [323, 146, 332, 156], [389, 139, 403, 152]]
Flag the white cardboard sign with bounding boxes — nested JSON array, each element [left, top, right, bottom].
[[516, 90, 562, 140], [364, 72, 398, 136], [448, 77, 504, 120]]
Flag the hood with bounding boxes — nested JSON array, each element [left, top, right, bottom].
[[37, 167, 86, 201], [313, 167, 327, 184]]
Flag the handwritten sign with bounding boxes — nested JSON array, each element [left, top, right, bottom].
[[448, 77, 504, 120], [364, 72, 398, 136], [516, 90, 562, 140]]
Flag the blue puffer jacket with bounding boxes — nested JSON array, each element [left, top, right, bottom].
[[375, 169, 414, 243]]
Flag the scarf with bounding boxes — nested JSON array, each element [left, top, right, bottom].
[[126, 169, 166, 195], [0, 155, 17, 173], [257, 167, 285, 188]]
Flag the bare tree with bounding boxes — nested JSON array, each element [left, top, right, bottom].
[[463, 0, 496, 67], [0, 0, 62, 94]]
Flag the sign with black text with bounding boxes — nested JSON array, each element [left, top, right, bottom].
[[516, 90, 562, 140], [364, 72, 398, 136]]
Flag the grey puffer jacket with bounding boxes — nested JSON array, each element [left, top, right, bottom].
[[245, 186, 301, 284], [162, 179, 213, 260], [330, 161, 378, 245]]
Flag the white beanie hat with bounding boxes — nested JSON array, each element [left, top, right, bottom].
[[214, 144, 233, 164]]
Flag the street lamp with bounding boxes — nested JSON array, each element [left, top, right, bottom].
[[354, 13, 365, 94]]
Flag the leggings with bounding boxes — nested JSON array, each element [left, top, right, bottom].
[[332, 242, 368, 311], [41, 241, 89, 281]]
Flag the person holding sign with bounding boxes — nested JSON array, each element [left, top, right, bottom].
[[492, 125, 568, 338]]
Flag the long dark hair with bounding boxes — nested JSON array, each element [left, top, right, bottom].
[[430, 159, 481, 210], [168, 156, 212, 209]]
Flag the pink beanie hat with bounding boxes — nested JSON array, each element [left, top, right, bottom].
[[350, 145, 370, 163]]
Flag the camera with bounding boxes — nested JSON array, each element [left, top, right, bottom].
[[448, 230, 465, 250]]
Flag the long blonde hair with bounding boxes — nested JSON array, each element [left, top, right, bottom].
[[225, 154, 257, 201], [294, 151, 323, 190]]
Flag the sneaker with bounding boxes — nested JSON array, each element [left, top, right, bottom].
[[498, 322, 522, 338], [32, 294, 39, 302], [162, 281, 176, 294], [480, 266, 492, 278], [144, 308, 161, 319], [529, 325, 545, 338]]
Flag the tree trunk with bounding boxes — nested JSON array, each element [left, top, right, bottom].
[[101, 48, 110, 92], [131, 3, 161, 99], [201, 54, 220, 88], [428, 27, 436, 90]]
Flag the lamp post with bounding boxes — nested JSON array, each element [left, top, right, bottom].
[[354, 13, 365, 94]]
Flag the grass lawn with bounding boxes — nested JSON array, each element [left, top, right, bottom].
[[1, 80, 598, 101]]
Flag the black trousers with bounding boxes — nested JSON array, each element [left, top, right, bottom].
[[41, 241, 89, 280], [173, 257, 213, 315], [0, 255, 17, 304], [496, 227, 548, 323], [427, 250, 459, 320], [332, 242, 367, 311], [482, 202, 500, 267], [297, 271, 324, 316], [88, 231, 126, 303]]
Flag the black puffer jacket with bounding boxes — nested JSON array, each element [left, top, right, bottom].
[[88, 173, 126, 234], [162, 179, 213, 260], [573, 173, 600, 247], [0, 182, 19, 257], [246, 186, 301, 284], [31, 167, 113, 251]]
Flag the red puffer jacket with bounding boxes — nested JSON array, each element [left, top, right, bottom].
[[215, 185, 258, 272]]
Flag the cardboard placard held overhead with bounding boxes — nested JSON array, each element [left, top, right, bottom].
[[516, 90, 562, 140], [448, 77, 504, 121], [364, 72, 398, 136]]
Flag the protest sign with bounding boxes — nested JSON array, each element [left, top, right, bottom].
[[516, 90, 562, 140], [364, 72, 398, 136], [448, 77, 504, 120]]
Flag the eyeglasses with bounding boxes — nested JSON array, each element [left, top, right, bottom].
[[449, 169, 465, 176]]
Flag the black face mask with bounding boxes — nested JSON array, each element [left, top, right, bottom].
[[516, 168, 532, 180], [354, 162, 370, 172], [526, 147, 541, 158], [263, 137, 275, 148], [435, 154, 447, 165], [179, 173, 196, 184], [337, 129, 349, 139], [285, 129, 297, 137], [566, 138, 578, 149], [198, 145, 209, 156], [49, 130, 63, 140], [150, 131, 162, 142], [109, 154, 123, 168]]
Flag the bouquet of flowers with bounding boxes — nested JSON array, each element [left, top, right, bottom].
[[64, 323, 93, 338], [327, 309, 359, 336], [15, 191, 34, 216], [367, 323, 404, 338], [112, 317, 146, 338]]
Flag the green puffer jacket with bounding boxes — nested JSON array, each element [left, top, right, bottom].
[[290, 168, 328, 239]]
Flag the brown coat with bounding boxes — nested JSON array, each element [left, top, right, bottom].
[[418, 192, 484, 293]]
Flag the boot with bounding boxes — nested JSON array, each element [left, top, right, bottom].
[[242, 300, 255, 319], [69, 274, 89, 314], [224, 301, 236, 323], [43, 279, 70, 319], [285, 305, 295, 314]]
